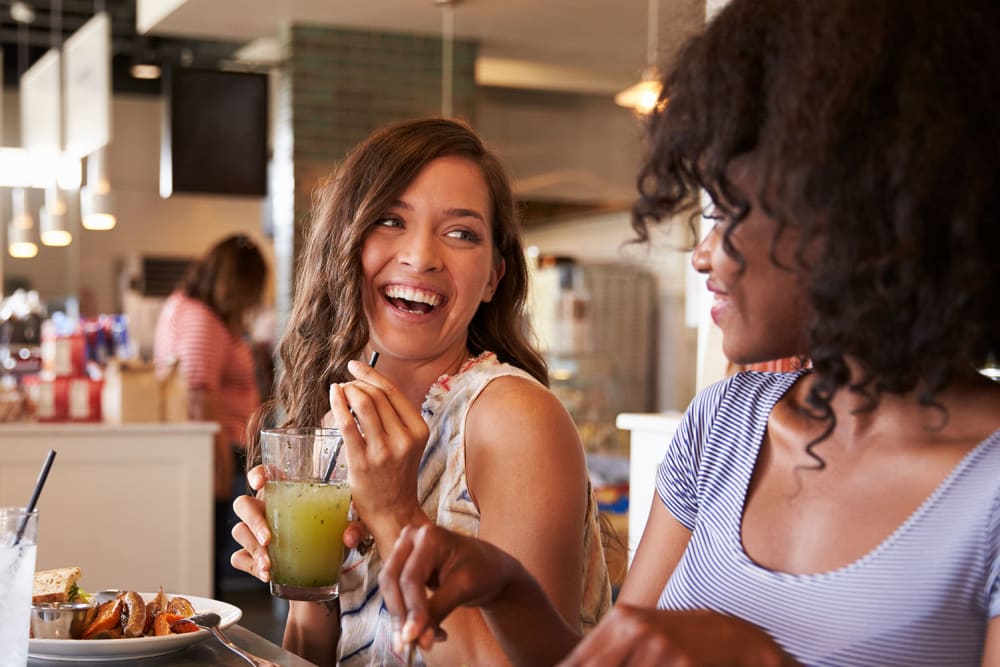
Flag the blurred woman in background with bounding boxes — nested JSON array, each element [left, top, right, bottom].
[[153, 233, 269, 599]]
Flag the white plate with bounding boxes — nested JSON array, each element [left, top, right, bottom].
[[28, 592, 242, 662]]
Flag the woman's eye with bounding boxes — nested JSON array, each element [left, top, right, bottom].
[[376, 216, 404, 229], [446, 228, 481, 243]]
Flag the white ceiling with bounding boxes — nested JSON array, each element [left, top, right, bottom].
[[137, 0, 708, 95]]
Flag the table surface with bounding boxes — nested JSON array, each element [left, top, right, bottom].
[[28, 625, 318, 667]]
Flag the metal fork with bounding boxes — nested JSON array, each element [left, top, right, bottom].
[[176, 612, 281, 667]]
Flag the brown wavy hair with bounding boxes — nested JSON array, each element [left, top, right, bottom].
[[270, 117, 546, 431], [634, 0, 1000, 458], [181, 234, 268, 333]]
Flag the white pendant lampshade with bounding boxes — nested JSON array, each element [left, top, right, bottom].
[[80, 147, 116, 230], [8, 187, 38, 258], [40, 183, 72, 246]]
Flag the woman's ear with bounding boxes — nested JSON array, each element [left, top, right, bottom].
[[483, 258, 506, 303]]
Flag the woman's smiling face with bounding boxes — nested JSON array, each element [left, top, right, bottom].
[[691, 164, 811, 366], [361, 155, 504, 366]]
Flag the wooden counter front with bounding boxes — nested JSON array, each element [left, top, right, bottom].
[[0, 422, 217, 597]]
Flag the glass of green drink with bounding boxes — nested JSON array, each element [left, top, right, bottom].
[[261, 427, 350, 602]]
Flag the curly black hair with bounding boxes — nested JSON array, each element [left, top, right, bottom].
[[634, 0, 1000, 450]]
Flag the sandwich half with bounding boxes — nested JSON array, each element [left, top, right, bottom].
[[32, 566, 83, 605]]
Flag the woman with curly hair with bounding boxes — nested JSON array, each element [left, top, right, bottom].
[[228, 117, 611, 666], [376, 0, 1000, 665]]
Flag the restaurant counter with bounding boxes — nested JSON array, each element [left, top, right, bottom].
[[616, 412, 682, 567], [29, 625, 318, 666], [0, 422, 217, 597]]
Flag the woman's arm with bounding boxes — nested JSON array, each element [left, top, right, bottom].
[[382, 523, 579, 666], [282, 600, 341, 667], [981, 618, 1000, 666], [334, 365, 593, 665], [616, 497, 693, 606], [418, 376, 590, 666]]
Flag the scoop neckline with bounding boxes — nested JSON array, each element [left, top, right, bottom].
[[730, 374, 1000, 582]]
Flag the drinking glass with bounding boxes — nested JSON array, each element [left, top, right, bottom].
[[0, 507, 38, 667], [261, 427, 350, 601]]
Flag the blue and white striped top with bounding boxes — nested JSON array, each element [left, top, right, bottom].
[[656, 371, 1000, 667]]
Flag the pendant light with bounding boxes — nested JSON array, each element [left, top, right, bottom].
[[435, 0, 459, 118], [8, 8, 38, 257], [39, 0, 73, 246], [80, 146, 115, 230], [9, 187, 38, 258], [615, 0, 664, 114], [39, 184, 71, 246]]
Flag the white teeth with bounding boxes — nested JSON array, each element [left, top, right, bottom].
[[382, 285, 442, 307]]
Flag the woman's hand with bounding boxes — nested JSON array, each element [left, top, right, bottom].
[[379, 524, 515, 651], [230, 464, 372, 581], [329, 360, 432, 547], [557, 606, 795, 667]]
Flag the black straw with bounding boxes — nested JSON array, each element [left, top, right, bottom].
[[14, 449, 56, 545], [323, 351, 379, 482]]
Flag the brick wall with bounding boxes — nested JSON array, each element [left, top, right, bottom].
[[272, 25, 477, 325]]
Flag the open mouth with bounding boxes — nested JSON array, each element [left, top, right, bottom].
[[382, 284, 443, 315]]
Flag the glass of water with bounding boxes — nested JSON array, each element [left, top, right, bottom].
[[1, 507, 38, 667]]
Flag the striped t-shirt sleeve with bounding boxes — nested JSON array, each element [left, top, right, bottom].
[[656, 376, 733, 530], [988, 487, 1000, 617]]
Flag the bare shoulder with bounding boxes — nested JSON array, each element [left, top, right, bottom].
[[463, 373, 588, 543], [466, 375, 577, 443]]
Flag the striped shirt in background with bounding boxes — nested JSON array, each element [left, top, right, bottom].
[[153, 291, 260, 447], [656, 370, 1000, 666]]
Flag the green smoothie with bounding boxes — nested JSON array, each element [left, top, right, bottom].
[[265, 480, 352, 592]]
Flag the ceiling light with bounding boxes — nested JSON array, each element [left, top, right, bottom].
[[10, 1, 35, 24], [616, 0, 664, 114], [8, 187, 38, 258], [40, 184, 72, 246], [80, 146, 116, 230], [614, 67, 662, 114], [130, 62, 161, 80]]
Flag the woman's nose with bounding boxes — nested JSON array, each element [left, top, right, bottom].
[[691, 226, 717, 274], [398, 231, 442, 272]]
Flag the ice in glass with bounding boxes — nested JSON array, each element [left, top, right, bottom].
[[0, 507, 38, 667]]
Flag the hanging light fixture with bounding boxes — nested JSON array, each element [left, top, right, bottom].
[[615, 0, 664, 114], [435, 0, 459, 118], [129, 37, 161, 80], [9, 187, 39, 258], [35, 0, 72, 247], [80, 146, 115, 230], [39, 184, 72, 246]]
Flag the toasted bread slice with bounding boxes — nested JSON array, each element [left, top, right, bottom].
[[32, 566, 82, 605]]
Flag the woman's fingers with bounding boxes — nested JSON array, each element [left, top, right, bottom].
[[231, 493, 272, 582], [247, 464, 269, 491], [230, 521, 271, 581], [233, 494, 271, 545], [343, 520, 369, 550], [381, 526, 436, 649], [347, 360, 429, 438]]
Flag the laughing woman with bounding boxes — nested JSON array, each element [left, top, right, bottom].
[[229, 118, 611, 667]]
